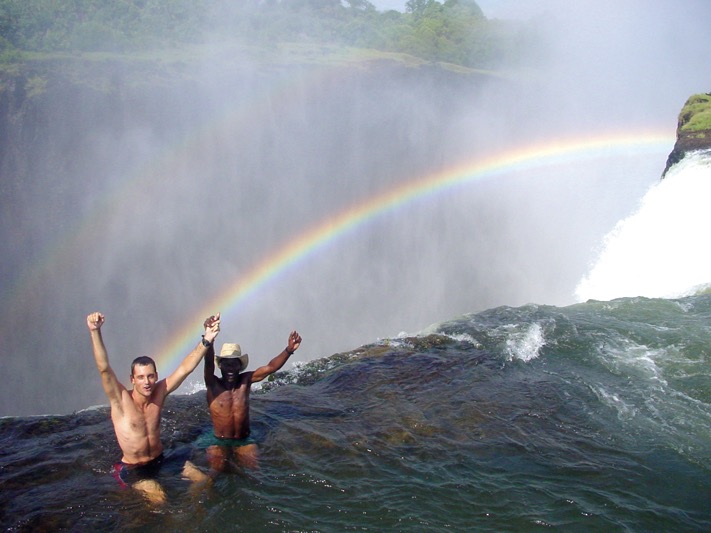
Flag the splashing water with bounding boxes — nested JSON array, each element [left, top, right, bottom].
[[576, 150, 711, 301], [505, 322, 546, 362], [3, 294, 711, 531]]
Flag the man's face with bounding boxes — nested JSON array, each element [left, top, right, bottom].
[[218, 358, 242, 381], [130, 364, 158, 397]]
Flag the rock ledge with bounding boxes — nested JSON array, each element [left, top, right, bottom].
[[663, 92, 711, 177]]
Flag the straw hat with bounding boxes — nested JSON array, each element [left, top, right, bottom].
[[217, 343, 249, 370]]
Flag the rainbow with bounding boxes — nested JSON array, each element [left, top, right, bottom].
[[0, 62, 333, 310], [153, 130, 674, 372]]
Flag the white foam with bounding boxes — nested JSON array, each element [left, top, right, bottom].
[[505, 322, 545, 362], [576, 151, 711, 301]]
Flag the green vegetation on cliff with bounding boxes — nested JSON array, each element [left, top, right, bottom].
[[678, 93, 711, 136], [662, 92, 711, 177], [0, 0, 533, 71]]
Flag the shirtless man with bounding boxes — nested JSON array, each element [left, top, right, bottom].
[[202, 323, 302, 472], [86, 311, 220, 504]]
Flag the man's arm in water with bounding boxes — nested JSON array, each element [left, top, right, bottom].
[[86, 312, 126, 409], [251, 330, 302, 383], [165, 312, 221, 394]]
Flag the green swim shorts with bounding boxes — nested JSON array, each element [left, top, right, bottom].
[[195, 431, 257, 449]]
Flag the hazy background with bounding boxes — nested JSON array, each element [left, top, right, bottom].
[[1, 0, 710, 416], [374, 0, 552, 19]]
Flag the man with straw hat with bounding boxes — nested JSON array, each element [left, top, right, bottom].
[[201, 322, 302, 471]]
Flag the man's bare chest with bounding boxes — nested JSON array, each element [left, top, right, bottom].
[[217, 385, 249, 400]]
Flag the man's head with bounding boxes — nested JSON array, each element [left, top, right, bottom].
[[130, 356, 158, 397], [216, 343, 249, 380]]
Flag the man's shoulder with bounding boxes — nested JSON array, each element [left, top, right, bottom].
[[206, 378, 229, 399], [240, 371, 256, 385], [153, 379, 169, 397]]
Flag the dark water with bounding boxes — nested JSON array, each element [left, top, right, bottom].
[[2, 295, 711, 532]]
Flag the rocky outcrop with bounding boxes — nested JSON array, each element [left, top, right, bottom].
[[663, 92, 711, 177]]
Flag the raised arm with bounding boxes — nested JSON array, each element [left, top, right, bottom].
[[251, 330, 302, 383], [203, 316, 217, 388], [86, 312, 126, 407], [165, 312, 221, 394]]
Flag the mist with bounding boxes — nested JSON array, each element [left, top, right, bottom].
[[1, 0, 709, 416]]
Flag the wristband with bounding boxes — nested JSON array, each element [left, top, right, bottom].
[[201, 335, 212, 347], [286, 347, 294, 355]]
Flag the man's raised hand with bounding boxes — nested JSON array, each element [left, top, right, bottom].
[[87, 312, 105, 331], [287, 330, 302, 353], [204, 312, 221, 344]]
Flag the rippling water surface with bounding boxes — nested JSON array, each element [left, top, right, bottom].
[[2, 295, 711, 531]]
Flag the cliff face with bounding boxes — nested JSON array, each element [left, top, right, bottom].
[[663, 92, 711, 177], [0, 57, 491, 191]]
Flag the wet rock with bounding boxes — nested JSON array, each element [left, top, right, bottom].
[[663, 92, 711, 177]]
